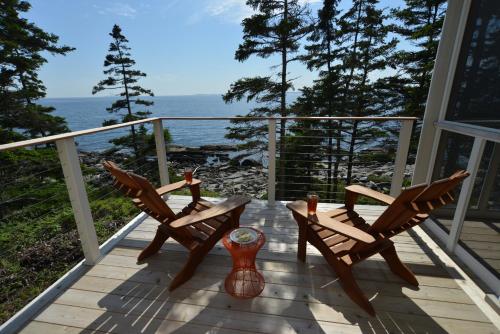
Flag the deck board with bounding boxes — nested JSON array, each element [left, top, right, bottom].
[[19, 196, 499, 334]]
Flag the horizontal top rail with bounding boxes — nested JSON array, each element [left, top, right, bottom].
[[157, 116, 418, 121], [0, 116, 417, 152], [0, 118, 161, 151], [436, 120, 500, 143]]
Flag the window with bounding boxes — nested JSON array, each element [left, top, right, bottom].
[[445, 0, 500, 129]]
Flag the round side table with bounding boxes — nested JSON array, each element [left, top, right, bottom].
[[222, 227, 265, 299]]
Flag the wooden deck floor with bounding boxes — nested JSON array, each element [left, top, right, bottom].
[[19, 196, 499, 334]]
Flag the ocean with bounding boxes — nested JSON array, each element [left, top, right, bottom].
[[41, 95, 262, 151]]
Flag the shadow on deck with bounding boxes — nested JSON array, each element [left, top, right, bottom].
[[19, 196, 499, 334]]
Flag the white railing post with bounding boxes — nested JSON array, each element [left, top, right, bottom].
[[447, 137, 486, 252], [268, 119, 276, 206], [390, 120, 414, 197], [477, 142, 499, 213], [153, 119, 170, 186], [56, 138, 101, 265]]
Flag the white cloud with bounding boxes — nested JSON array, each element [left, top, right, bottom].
[[203, 0, 321, 24], [94, 2, 137, 18], [205, 0, 254, 23]]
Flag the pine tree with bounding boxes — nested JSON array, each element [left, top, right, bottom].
[[302, 0, 345, 199], [223, 0, 310, 199], [392, 0, 446, 119], [92, 24, 155, 158], [286, 85, 332, 200], [334, 0, 397, 185], [0, 0, 74, 143]]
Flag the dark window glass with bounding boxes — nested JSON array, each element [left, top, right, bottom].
[[432, 136, 499, 276], [459, 142, 500, 278], [445, 0, 500, 129], [431, 131, 474, 233]]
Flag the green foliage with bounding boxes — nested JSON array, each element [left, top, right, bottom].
[[170, 188, 221, 198], [390, 0, 447, 152], [283, 0, 398, 201], [92, 24, 155, 157], [391, 0, 446, 119], [224, 0, 310, 117], [90, 196, 139, 242], [224, 0, 312, 199], [362, 151, 394, 163], [0, 178, 139, 323], [0, 144, 144, 322], [0, 0, 74, 143]]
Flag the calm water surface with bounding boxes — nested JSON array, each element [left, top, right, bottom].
[[41, 95, 263, 151]]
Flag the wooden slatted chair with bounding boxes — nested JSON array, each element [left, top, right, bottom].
[[103, 161, 251, 291], [286, 170, 469, 316]]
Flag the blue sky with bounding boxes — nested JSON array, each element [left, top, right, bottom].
[[26, 0, 404, 98]]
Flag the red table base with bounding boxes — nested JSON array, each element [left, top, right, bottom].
[[222, 227, 265, 299], [224, 268, 265, 299]]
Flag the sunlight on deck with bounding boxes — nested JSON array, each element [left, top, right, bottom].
[[19, 196, 499, 334]]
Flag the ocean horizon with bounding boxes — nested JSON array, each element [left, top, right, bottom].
[[41, 94, 289, 151]]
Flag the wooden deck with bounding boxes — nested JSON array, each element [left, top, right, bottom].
[[19, 196, 499, 334]]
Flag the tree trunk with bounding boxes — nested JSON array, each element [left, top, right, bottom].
[[332, 120, 342, 198], [325, 15, 334, 201], [278, 0, 288, 200], [340, 0, 363, 190], [327, 128, 333, 201], [17, 69, 49, 148], [118, 45, 139, 158], [346, 31, 371, 186], [346, 120, 358, 185]]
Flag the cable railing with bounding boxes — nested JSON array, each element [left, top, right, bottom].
[[0, 115, 416, 266], [0, 115, 416, 331], [0, 144, 74, 323], [272, 118, 416, 203]]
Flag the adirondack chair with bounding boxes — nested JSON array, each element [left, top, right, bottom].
[[286, 170, 469, 316], [103, 161, 251, 291]]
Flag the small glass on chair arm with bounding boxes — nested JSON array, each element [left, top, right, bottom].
[[184, 167, 193, 185], [307, 192, 318, 215]]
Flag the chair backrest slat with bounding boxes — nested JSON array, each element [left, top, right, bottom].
[[368, 170, 469, 236], [368, 183, 427, 234], [103, 161, 177, 223], [411, 170, 469, 214]]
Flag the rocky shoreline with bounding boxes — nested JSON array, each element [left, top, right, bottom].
[[81, 144, 414, 199]]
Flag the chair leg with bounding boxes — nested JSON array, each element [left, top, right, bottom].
[[137, 227, 169, 262], [294, 214, 307, 262], [335, 261, 375, 316], [169, 248, 207, 291], [380, 244, 419, 287], [231, 206, 244, 229]]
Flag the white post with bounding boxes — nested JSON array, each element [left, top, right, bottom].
[[477, 143, 499, 212], [153, 119, 169, 186], [447, 137, 486, 252], [412, 0, 472, 185], [268, 119, 276, 206], [390, 120, 414, 197], [56, 138, 101, 265]]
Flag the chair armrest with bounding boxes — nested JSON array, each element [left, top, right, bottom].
[[313, 212, 375, 244], [156, 178, 202, 196], [345, 185, 394, 206], [286, 201, 375, 244], [170, 195, 251, 229]]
